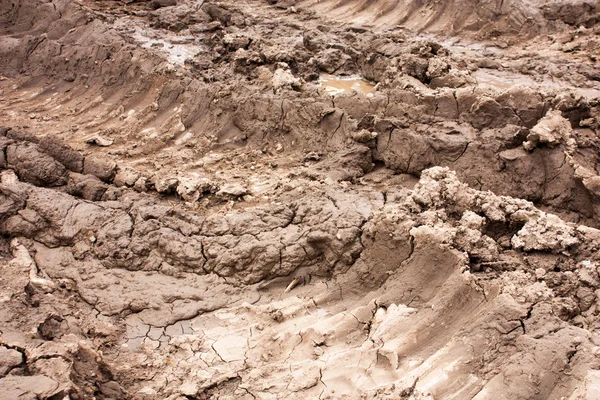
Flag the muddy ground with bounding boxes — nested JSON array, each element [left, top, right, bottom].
[[1, 0, 600, 398]]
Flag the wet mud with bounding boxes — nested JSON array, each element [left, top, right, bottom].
[[1, 0, 600, 398]]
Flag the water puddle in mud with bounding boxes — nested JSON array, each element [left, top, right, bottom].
[[319, 74, 376, 95]]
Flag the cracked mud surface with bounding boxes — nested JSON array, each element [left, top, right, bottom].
[[1, 0, 600, 398]]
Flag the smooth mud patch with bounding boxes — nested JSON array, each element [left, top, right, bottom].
[[115, 19, 203, 66], [131, 31, 202, 65], [319, 74, 376, 95], [473, 69, 600, 99]]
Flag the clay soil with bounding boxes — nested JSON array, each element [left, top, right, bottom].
[[1, 0, 600, 398]]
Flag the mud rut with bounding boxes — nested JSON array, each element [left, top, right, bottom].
[[1, 0, 600, 398]]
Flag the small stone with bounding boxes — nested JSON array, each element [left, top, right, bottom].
[[272, 68, 301, 90], [0, 347, 23, 376], [350, 129, 377, 143], [179, 381, 199, 397], [217, 183, 249, 198], [134, 176, 148, 192], [85, 135, 114, 147], [83, 155, 117, 182], [155, 177, 179, 194], [113, 167, 140, 187]]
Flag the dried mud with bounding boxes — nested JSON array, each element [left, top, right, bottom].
[[1, 0, 600, 399]]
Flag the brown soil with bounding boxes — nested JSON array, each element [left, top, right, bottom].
[[1, 0, 600, 398]]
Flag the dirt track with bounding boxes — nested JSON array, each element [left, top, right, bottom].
[[1, 0, 600, 398]]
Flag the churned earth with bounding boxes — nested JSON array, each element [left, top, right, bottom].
[[1, 0, 600, 398]]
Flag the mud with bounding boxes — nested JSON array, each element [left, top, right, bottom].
[[1, 0, 600, 398]]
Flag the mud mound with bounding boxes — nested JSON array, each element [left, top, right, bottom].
[[298, 0, 600, 37], [1, 0, 600, 398]]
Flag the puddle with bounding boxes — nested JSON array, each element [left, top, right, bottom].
[[319, 74, 376, 95]]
